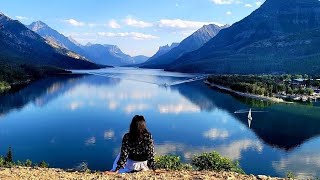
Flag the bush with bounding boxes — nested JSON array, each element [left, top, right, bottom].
[[286, 171, 295, 179], [16, 160, 23, 166], [155, 155, 189, 170], [25, 159, 33, 167], [39, 161, 49, 168], [0, 156, 4, 167], [191, 151, 245, 174]]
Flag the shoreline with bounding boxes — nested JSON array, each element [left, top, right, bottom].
[[204, 80, 287, 103], [0, 167, 285, 180]]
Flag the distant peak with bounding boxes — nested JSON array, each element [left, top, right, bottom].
[[221, 24, 230, 28], [0, 12, 12, 21], [34, 21, 47, 25], [29, 21, 50, 31]]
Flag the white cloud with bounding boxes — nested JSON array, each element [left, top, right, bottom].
[[108, 19, 121, 29], [158, 19, 223, 29], [226, 11, 232, 15], [124, 17, 153, 28], [15, 16, 28, 20], [63, 19, 85, 27], [210, 0, 242, 5], [98, 32, 159, 40], [244, 3, 253, 8], [203, 129, 229, 140], [255, 1, 263, 7], [88, 23, 98, 28]]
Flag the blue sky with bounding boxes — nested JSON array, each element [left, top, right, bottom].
[[1, 0, 264, 56]]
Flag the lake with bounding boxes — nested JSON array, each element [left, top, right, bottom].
[[0, 68, 320, 178]]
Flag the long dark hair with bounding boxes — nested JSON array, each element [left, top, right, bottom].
[[128, 115, 148, 141]]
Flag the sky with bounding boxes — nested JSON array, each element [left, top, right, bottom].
[[1, 0, 264, 57]]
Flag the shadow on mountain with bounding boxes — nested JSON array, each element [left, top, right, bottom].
[[0, 74, 121, 116], [172, 81, 320, 151]]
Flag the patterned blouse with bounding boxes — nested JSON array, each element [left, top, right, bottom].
[[115, 131, 155, 171]]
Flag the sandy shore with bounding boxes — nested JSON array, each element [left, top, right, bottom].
[[204, 80, 285, 103], [0, 167, 286, 180]]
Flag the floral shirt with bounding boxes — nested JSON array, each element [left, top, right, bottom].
[[115, 132, 155, 171]]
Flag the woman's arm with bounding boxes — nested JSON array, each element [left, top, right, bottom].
[[146, 133, 156, 170], [115, 134, 130, 171]]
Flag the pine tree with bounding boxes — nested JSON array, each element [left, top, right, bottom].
[[5, 147, 13, 163]]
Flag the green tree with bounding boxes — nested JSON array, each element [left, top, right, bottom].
[[5, 147, 13, 163], [293, 74, 303, 79], [278, 84, 286, 92], [287, 87, 293, 95], [306, 88, 314, 96]]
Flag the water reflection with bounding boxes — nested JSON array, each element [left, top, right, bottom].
[[173, 81, 320, 151], [155, 139, 263, 161], [203, 129, 229, 140], [0, 68, 320, 177], [0, 75, 120, 116], [272, 139, 320, 178]]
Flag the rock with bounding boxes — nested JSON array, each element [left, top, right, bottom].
[[257, 175, 269, 180]]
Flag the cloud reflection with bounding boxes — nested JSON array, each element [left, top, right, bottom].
[[155, 139, 263, 161], [68, 101, 84, 110], [272, 150, 320, 178], [158, 103, 200, 114], [85, 136, 96, 146], [125, 103, 150, 113], [108, 101, 118, 110], [104, 130, 115, 140], [203, 129, 229, 140]]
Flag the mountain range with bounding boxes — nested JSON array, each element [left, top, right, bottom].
[[0, 13, 101, 70], [147, 43, 179, 61], [3, 0, 320, 74], [27, 21, 149, 67], [166, 0, 320, 74], [140, 24, 228, 69]]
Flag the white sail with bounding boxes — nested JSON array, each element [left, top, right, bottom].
[[248, 108, 253, 128], [248, 108, 252, 120]]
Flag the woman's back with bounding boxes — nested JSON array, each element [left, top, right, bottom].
[[113, 115, 155, 172], [122, 131, 154, 161]]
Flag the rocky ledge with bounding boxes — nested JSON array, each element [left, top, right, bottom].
[[0, 167, 286, 180]]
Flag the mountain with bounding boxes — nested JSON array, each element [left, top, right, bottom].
[[27, 21, 87, 57], [28, 21, 148, 66], [0, 13, 100, 69], [132, 55, 149, 64], [167, 0, 320, 74], [81, 44, 131, 66], [140, 24, 228, 69], [147, 43, 179, 61]]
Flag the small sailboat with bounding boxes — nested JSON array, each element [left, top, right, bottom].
[[248, 109, 253, 121], [248, 108, 253, 128]]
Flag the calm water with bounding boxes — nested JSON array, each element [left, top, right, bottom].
[[1, 68, 320, 178]]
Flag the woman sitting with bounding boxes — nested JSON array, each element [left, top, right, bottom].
[[106, 115, 155, 174]]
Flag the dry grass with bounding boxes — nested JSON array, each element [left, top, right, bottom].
[[0, 167, 285, 180]]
